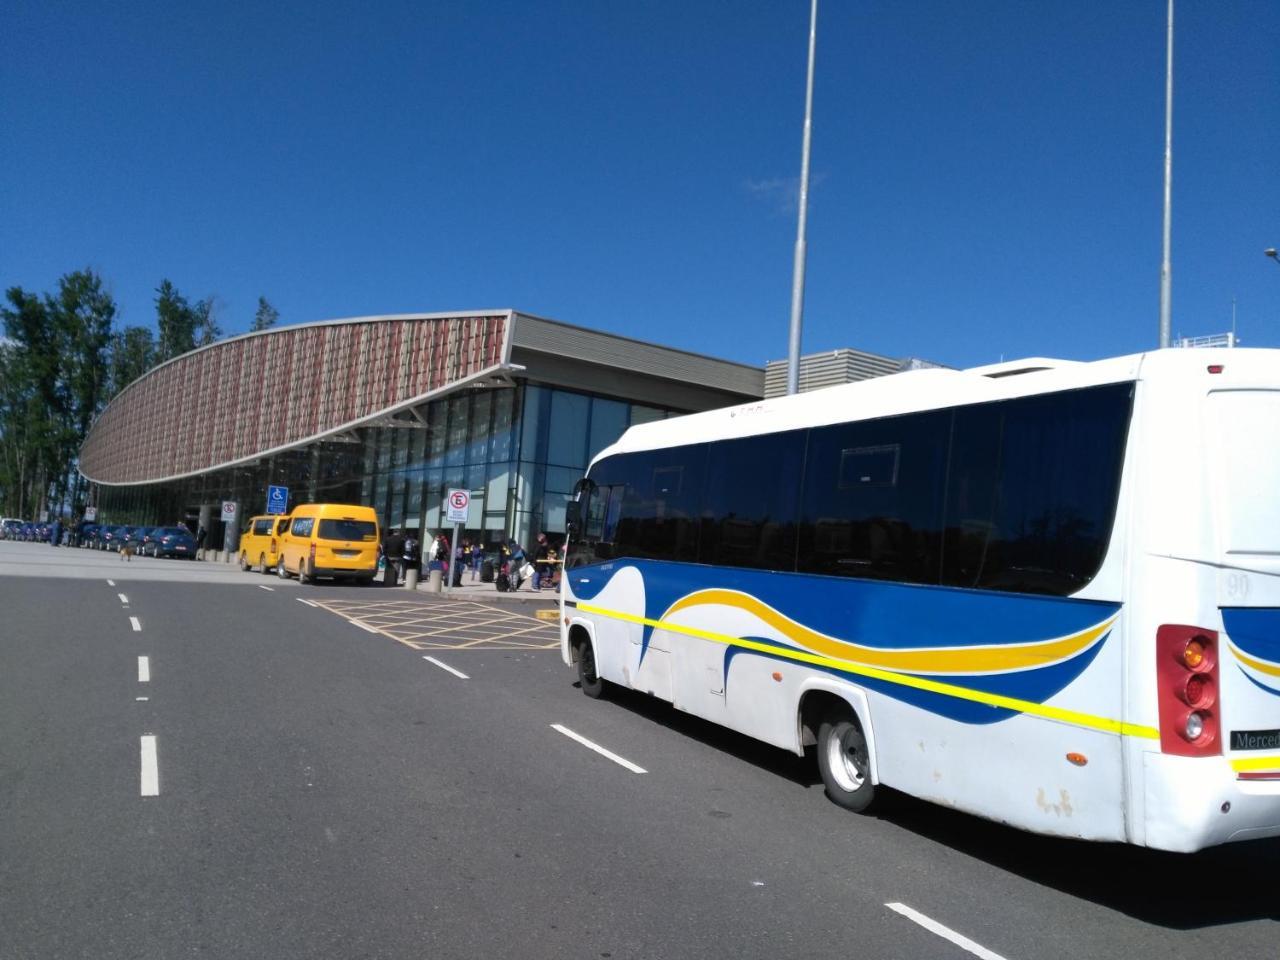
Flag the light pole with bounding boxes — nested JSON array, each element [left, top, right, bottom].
[[1158, 0, 1175, 348], [786, 0, 818, 396]]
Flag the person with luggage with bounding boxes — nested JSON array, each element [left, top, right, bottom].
[[470, 540, 484, 582], [531, 532, 551, 591], [402, 531, 421, 583]]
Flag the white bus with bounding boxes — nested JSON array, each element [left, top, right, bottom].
[[560, 348, 1280, 852]]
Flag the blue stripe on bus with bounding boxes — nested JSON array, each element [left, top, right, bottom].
[[1222, 608, 1280, 663]]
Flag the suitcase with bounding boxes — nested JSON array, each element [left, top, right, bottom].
[[496, 572, 511, 593], [480, 559, 495, 583]]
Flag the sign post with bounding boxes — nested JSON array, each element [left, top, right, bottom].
[[444, 489, 470, 596], [266, 485, 289, 515], [220, 500, 238, 562]]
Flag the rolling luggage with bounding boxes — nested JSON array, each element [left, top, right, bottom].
[[480, 559, 495, 583]]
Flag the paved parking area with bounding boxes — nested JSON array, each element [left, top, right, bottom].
[[307, 595, 559, 650]]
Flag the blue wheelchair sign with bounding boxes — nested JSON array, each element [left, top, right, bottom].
[[266, 485, 289, 515]]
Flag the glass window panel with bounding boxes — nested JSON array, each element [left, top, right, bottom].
[[490, 389, 516, 462], [519, 385, 549, 464], [797, 411, 949, 585], [630, 405, 665, 426], [446, 395, 470, 467], [588, 397, 629, 461], [699, 430, 805, 571], [545, 465, 583, 495], [547, 390, 590, 467], [468, 392, 492, 465]]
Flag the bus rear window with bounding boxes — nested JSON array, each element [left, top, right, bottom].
[[318, 519, 377, 541]]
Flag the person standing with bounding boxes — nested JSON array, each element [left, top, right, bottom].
[[402, 530, 421, 583], [470, 540, 484, 582], [384, 528, 405, 585], [506, 537, 526, 591], [195, 525, 207, 560], [531, 532, 549, 591]]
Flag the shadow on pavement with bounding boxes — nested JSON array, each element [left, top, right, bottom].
[[594, 683, 1280, 930]]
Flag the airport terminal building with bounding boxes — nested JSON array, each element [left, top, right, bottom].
[[78, 311, 769, 550]]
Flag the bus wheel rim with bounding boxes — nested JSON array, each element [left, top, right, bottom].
[[829, 727, 866, 792]]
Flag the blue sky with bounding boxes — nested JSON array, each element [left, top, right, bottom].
[[2, 1, 1277, 369]]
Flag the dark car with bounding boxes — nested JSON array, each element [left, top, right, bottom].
[[136, 526, 163, 556], [76, 522, 100, 547], [97, 525, 126, 551], [119, 525, 149, 552], [152, 527, 196, 559]]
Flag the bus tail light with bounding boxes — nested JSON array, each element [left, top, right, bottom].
[[309, 543, 317, 562], [270, 537, 277, 553], [1156, 625, 1221, 757]]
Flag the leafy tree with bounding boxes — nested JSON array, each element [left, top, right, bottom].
[[252, 296, 279, 332], [193, 296, 222, 347], [155, 279, 196, 362], [108, 325, 157, 398]]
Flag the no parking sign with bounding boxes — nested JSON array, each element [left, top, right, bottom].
[[445, 488, 470, 524]]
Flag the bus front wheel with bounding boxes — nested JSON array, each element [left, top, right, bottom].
[[576, 638, 606, 699], [817, 711, 877, 813]]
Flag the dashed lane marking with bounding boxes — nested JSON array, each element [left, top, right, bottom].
[[349, 619, 382, 635], [118, 593, 129, 605], [885, 903, 1009, 960], [107, 579, 116, 586], [423, 656, 470, 679], [258, 584, 274, 591], [551, 724, 647, 774], [130, 617, 141, 632], [296, 598, 318, 608], [140, 735, 159, 797], [138, 656, 150, 682]]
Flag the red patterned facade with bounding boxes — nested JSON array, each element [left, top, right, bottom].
[[80, 314, 510, 484]]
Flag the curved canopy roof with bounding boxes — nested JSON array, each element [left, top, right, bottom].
[[80, 312, 511, 485]]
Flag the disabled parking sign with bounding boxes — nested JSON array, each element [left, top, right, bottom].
[[266, 485, 289, 515]]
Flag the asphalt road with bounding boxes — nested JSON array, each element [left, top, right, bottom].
[[1, 541, 1277, 959]]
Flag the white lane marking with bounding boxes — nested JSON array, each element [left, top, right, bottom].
[[138, 656, 150, 682], [140, 735, 159, 797], [423, 656, 470, 680], [130, 616, 141, 632], [107, 579, 116, 586], [258, 585, 274, 591], [885, 903, 1009, 960], [136, 697, 149, 702], [118, 593, 129, 604], [550, 723, 647, 774], [296, 598, 318, 608], [350, 619, 381, 634]]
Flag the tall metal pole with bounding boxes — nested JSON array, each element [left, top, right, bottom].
[[786, 0, 818, 395], [1158, 0, 1174, 348]]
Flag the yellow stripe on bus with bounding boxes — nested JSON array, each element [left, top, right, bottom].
[[1230, 755, 1280, 773], [1228, 642, 1280, 679], [576, 601, 1159, 741]]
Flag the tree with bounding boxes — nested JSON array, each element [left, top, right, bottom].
[[155, 279, 196, 362], [252, 296, 279, 332], [193, 297, 222, 347], [108, 326, 157, 398]]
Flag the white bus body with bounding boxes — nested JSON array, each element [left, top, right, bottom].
[[560, 348, 1280, 852]]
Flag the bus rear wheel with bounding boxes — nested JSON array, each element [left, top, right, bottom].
[[576, 638, 606, 699], [817, 710, 877, 813]]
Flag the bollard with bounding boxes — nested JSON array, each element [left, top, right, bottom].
[[405, 567, 419, 591], [428, 568, 443, 594]]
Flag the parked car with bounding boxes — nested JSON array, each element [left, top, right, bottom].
[[134, 526, 163, 556], [151, 526, 197, 559], [238, 514, 291, 574], [276, 503, 379, 584], [97, 525, 126, 551]]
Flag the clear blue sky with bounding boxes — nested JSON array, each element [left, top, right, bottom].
[[2, 1, 1277, 369]]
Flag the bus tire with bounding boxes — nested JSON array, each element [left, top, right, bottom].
[[299, 558, 313, 585], [817, 710, 877, 813], [239, 552, 250, 572], [576, 637, 606, 699], [277, 557, 290, 579]]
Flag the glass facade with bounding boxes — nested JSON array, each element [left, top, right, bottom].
[[96, 382, 676, 552]]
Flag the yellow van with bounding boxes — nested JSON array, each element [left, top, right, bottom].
[[238, 514, 291, 574], [276, 503, 380, 584]]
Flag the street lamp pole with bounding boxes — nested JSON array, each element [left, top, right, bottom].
[[1158, 0, 1175, 348], [786, 0, 818, 396]]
